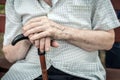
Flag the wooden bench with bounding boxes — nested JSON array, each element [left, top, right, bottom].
[[106, 0, 120, 80], [0, 0, 120, 79], [112, 0, 120, 42]]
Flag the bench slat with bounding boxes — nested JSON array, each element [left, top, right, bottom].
[[0, 14, 5, 33], [0, 0, 6, 4], [115, 27, 120, 42], [106, 68, 120, 80], [111, 0, 120, 10]]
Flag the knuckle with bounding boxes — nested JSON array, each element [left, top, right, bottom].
[[48, 29, 53, 34]]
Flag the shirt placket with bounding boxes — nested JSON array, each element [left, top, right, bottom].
[[39, 0, 51, 12]]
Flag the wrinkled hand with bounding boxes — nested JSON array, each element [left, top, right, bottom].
[[29, 34, 59, 52], [23, 16, 66, 41], [22, 17, 60, 52]]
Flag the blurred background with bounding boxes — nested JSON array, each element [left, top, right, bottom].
[[0, 4, 4, 57]]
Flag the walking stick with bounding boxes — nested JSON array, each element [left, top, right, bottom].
[[12, 34, 48, 80]]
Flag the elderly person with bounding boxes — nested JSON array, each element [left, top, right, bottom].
[[2, 0, 120, 80]]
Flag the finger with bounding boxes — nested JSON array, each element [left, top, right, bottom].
[[23, 25, 45, 36], [45, 37, 51, 52], [51, 40, 59, 48], [30, 31, 50, 40], [28, 34, 34, 44], [40, 38, 45, 53], [35, 40, 40, 48], [23, 21, 44, 34]]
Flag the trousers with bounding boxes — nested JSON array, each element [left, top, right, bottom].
[[34, 66, 88, 80]]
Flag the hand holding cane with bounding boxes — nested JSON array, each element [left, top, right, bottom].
[[12, 34, 48, 80]]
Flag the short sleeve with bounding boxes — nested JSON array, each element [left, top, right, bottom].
[[92, 0, 120, 30], [3, 0, 22, 46]]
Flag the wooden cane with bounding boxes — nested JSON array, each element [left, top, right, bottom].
[[38, 49, 48, 80], [12, 34, 48, 80]]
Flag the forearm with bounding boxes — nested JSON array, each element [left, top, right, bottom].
[[2, 40, 31, 63], [22, 17, 115, 51], [61, 27, 115, 51]]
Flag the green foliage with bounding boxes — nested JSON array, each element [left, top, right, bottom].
[[0, 5, 4, 9], [0, 5, 5, 14]]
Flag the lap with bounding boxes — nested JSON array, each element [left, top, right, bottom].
[[34, 66, 88, 80]]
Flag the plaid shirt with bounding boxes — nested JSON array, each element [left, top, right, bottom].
[[2, 0, 120, 80]]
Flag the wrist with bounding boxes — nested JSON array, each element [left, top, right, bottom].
[[61, 26, 74, 40]]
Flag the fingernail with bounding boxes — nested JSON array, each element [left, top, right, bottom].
[[46, 48, 49, 52]]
